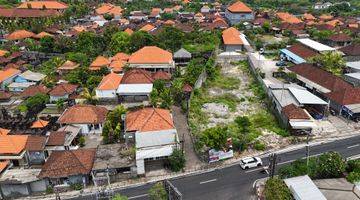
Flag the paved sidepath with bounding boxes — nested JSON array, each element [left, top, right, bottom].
[[172, 106, 203, 170]]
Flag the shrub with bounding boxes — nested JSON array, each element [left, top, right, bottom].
[[264, 178, 292, 200], [46, 186, 53, 194], [112, 194, 128, 200], [316, 151, 346, 179], [346, 160, 360, 173], [347, 172, 360, 183], [70, 183, 83, 190], [254, 141, 266, 151], [79, 136, 85, 147], [169, 149, 186, 172], [148, 182, 167, 200]]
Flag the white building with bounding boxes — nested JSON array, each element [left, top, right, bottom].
[[125, 107, 179, 175], [58, 105, 108, 134], [95, 72, 122, 99]]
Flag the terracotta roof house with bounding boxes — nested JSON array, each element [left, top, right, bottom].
[[303, 13, 316, 21], [58, 105, 108, 134], [125, 107, 178, 175], [149, 8, 161, 18], [152, 71, 171, 81], [339, 43, 360, 61], [280, 43, 319, 64], [96, 3, 123, 19], [20, 84, 50, 99], [96, 72, 123, 99], [326, 33, 352, 47], [0, 8, 60, 18], [112, 52, 130, 62], [225, 1, 254, 25], [139, 24, 156, 32], [17, 1, 68, 10], [288, 63, 360, 115], [39, 149, 96, 186], [222, 27, 244, 52], [0, 49, 9, 57], [49, 83, 78, 103], [90, 56, 110, 71], [33, 32, 53, 39], [57, 60, 80, 74], [117, 69, 154, 102], [319, 14, 333, 21], [109, 60, 126, 74], [0, 135, 29, 167], [124, 28, 134, 35], [128, 46, 175, 72], [0, 68, 21, 90], [282, 104, 311, 120], [276, 12, 302, 24], [45, 126, 81, 154], [25, 135, 47, 165], [129, 11, 148, 21], [0, 128, 10, 136], [5, 30, 35, 41]]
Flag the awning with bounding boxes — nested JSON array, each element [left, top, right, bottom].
[[117, 84, 153, 95], [288, 87, 328, 105], [136, 145, 174, 160], [280, 49, 306, 64], [289, 121, 317, 129]]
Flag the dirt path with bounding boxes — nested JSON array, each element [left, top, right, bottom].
[[172, 106, 203, 170]]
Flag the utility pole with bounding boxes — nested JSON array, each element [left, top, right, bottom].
[[306, 130, 310, 168], [268, 153, 278, 178]]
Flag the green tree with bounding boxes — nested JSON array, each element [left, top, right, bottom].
[[148, 182, 167, 200], [112, 194, 128, 200], [264, 178, 292, 200], [234, 116, 251, 134], [168, 149, 186, 172], [316, 151, 346, 179], [156, 26, 184, 52], [128, 31, 156, 53], [311, 52, 345, 76], [109, 32, 131, 55], [24, 94, 49, 113], [75, 31, 105, 57], [54, 35, 74, 53], [80, 88, 98, 105], [65, 52, 89, 66], [200, 126, 228, 150], [102, 105, 126, 144], [40, 36, 55, 53]]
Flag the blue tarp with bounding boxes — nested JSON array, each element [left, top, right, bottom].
[[280, 49, 306, 64]]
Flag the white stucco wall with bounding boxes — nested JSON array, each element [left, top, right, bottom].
[[95, 89, 117, 98]]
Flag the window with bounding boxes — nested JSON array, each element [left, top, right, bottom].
[[94, 124, 100, 130]]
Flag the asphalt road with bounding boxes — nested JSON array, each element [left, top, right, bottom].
[[72, 135, 360, 200]]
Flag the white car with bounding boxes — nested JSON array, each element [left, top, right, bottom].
[[240, 157, 262, 169]]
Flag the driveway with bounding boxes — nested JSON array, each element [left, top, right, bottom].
[[172, 106, 203, 170]]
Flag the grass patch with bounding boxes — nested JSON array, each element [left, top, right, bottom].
[[211, 93, 240, 112], [209, 75, 241, 90]]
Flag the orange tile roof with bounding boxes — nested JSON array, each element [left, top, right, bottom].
[[126, 107, 174, 132], [96, 3, 113, 14], [349, 24, 359, 28], [164, 20, 175, 26], [18, 1, 68, 10], [140, 24, 155, 32], [97, 72, 122, 90], [121, 69, 154, 84], [303, 13, 316, 21], [326, 19, 344, 27], [222, 27, 243, 45], [58, 60, 80, 70], [124, 28, 134, 35], [0, 160, 9, 173], [31, 119, 49, 128], [319, 14, 333, 21], [0, 50, 9, 57], [276, 12, 302, 24], [6, 30, 35, 40], [227, 1, 252, 13], [33, 31, 53, 39], [90, 56, 110, 67], [0, 135, 28, 154], [163, 8, 173, 13], [129, 46, 173, 64], [0, 68, 21, 83], [96, 3, 122, 16], [72, 25, 86, 33], [183, 0, 191, 4], [112, 52, 130, 61], [109, 60, 126, 73], [39, 149, 96, 178], [58, 105, 108, 124], [49, 83, 78, 96], [0, 128, 10, 136]]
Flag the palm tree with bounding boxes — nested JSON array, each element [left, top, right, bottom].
[[310, 52, 345, 76], [81, 88, 98, 105]]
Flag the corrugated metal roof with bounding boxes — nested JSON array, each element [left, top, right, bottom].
[[288, 87, 328, 105], [135, 129, 177, 148], [297, 38, 335, 52], [284, 175, 327, 200], [117, 84, 153, 95]]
